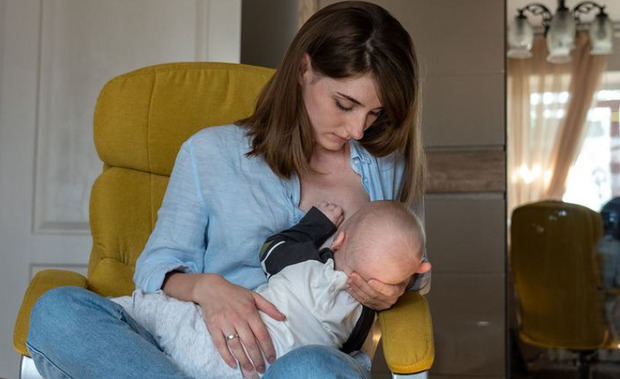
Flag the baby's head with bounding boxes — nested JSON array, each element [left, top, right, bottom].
[[330, 201, 428, 285]]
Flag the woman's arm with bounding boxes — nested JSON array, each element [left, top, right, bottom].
[[133, 140, 208, 292], [134, 138, 285, 377]]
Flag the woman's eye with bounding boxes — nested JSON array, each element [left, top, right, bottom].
[[335, 100, 353, 112]]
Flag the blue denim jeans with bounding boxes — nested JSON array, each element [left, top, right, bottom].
[[263, 346, 372, 379], [27, 286, 371, 378]]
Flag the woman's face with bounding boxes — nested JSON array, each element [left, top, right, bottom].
[[300, 55, 383, 153]]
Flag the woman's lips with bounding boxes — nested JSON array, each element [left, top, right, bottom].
[[333, 134, 348, 143]]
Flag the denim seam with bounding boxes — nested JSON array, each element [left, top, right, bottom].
[[26, 341, 73, 379]]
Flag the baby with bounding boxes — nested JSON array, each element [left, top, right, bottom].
[[112, 200, 427, 378]]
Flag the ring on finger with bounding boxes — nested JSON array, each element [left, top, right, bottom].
[[226, 333, 240, 341]]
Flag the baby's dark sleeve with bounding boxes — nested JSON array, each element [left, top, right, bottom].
[[259, 207, 336, 278]]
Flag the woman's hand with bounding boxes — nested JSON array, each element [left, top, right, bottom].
[[165, 272, 285, 378], [194, 274, 285, 377], [346, 272, 408, 311]]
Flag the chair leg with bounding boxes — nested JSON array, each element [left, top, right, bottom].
[[575, 351, 595, 379], [20, 356, 43, 379], [392, 372, 428, 379], [576, 357, 589, 379]]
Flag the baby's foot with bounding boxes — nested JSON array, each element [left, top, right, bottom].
[[315, 201, 344, 226]]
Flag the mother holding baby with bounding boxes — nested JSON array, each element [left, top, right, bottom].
[[27, 1, 431, 378]]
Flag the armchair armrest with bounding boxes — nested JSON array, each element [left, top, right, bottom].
[[13, 269, 88, 356], [379, 291, 434, 374]]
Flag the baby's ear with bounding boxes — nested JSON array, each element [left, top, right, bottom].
[[330, 231, 346, 251], [416, 261, 432, 274]]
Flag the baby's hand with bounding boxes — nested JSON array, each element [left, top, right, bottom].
[[315, 201, 344, 226]]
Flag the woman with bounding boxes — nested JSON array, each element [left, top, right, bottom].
[[27, 2, 429, 378]]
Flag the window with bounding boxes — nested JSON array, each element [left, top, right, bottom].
[[563, 72, 620, 211]]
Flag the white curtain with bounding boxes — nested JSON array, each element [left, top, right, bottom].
[[508, 34, 608, 217]]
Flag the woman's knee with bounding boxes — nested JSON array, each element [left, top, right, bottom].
[[264, 345, 370, 379], [29, 286, 99, 344]]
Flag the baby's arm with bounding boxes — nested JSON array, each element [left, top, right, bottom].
[[314, 201, 344, 227], [259, 203, 343, 278]]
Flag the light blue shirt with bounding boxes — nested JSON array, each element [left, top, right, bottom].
[[134, 124, 428, 293]]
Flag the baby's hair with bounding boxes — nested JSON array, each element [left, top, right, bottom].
[[340, 201, 424, 282], [343, 200, 424, 246]]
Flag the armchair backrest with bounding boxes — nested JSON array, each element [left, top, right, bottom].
[[510, 200, 606, 349], [88, 62, 274, 296]]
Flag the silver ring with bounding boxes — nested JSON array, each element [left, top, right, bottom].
[[226, 333, 240, 341]]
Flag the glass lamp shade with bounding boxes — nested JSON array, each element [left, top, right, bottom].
[[507, 14, 534, 58], [590, 12, 613, 55], [546, 7, 576, 63]]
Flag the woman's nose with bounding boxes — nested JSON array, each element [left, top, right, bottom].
[[345, 115, 367, 140]]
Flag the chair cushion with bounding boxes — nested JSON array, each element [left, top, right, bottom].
[[94, 62, 274, 176], [88, 167, 169, 296], [379, 291, 434, 373], [14, 270, 88, 356]]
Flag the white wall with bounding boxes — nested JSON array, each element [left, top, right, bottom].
[[0, 1, 240, 377]]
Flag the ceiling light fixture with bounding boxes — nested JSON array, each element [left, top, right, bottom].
[[507, 0, 613, 63]]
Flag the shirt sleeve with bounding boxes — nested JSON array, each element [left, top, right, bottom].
[[133, 139, 208, 293], [392, 151, 431, 294], [408, 196, 431, 294], [259, 207, 336, 278]]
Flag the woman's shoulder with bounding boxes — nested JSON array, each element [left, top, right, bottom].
[[189, 124, 248, 144], [186, 124, 250, 154]]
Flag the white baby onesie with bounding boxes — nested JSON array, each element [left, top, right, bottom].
[[111, 258, 362, 379]]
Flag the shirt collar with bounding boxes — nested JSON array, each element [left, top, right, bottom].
[[349, 140, 371, 164]]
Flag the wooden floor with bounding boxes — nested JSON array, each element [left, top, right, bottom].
[[511, 346, 620, 378], [513, 365, 620, 379]]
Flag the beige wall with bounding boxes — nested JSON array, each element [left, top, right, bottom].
[[401, 1, 506, 377], [240, 0, 298, 68]]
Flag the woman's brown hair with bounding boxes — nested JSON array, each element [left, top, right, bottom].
[[238, 0, 425, 205]]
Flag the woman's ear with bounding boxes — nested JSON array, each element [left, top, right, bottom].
[[299, 53, 312, 84], [330, 231, 346, 252]]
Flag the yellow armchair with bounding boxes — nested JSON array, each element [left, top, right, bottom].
[[13, 62, 434, 377], [511, 200, 613, 378]]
